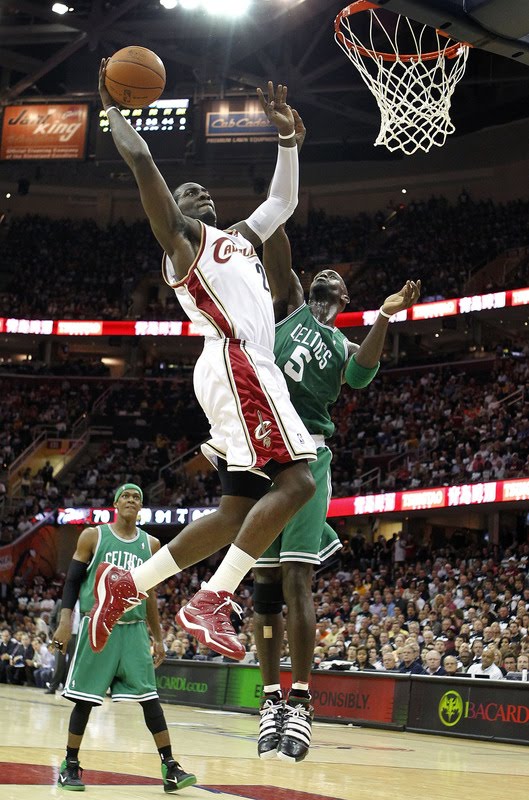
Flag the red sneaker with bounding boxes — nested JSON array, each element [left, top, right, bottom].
[[176, 588, 246, 661], [88, 562, 147, 653]]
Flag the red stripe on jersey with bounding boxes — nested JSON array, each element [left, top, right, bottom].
[[227, 340, 291, 469], [186, 268, 234, 337], [161, 222, 206, 288]]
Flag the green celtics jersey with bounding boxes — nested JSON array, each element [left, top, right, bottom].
[[79, 523, 152, 621], [274, 303, 349, 437]]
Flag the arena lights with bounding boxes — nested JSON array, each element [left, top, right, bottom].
[[159, 0, 251, 14]]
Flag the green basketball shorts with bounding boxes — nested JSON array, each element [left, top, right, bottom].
[[63, 616, 158, 705], [256, 446, 342, 566]]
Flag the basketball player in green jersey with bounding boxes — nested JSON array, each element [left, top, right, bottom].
[[254, 133, 421, 760], [51, 483, 196, 792]]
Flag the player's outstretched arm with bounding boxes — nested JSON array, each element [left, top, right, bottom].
[[344, 280, 421, 388], [262, 109, 306, 320], [232, 82, 298, 247], [98, 60, 200, 273], [263, 226, 303, 322]]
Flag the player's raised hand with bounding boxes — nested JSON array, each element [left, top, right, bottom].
[[257, 81, 294, 137], [98, 58, 115, 112], [381, 280, 421, 316]]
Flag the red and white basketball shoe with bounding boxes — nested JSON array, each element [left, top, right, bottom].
[[176, 588, 246, 661], [88, 562, 147, 653]]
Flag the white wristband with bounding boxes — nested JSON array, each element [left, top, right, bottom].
[[278, 131, 296, 139], [379, 307, 392, 319], [105, 106, 120, 115]]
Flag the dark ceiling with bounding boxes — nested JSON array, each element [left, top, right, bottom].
[[1, 0, 529, 160]]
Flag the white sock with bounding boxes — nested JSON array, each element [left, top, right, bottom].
[[204, 545, 256, 595], [292, 681, 309, 692], [131, 544, 181, 593], [264, 684, 281, 696]]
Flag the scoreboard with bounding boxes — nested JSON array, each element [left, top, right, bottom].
[[95, 98, 190, 160]]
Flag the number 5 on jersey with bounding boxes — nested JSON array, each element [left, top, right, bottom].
[[284, 344, 312, 382]]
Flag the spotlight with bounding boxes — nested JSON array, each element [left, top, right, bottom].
[[52, 2, 69, 13], [160, 0, 178, 7], [203, 0, 251, 15], [5, 192, 11, 199]]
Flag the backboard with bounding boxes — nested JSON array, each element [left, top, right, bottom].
[[369, 0, 529, 64]]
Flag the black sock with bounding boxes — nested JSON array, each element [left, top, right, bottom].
[[263, 689, 282, 702], [158, 745, 173, 763], [66, 747, 79, 761], [289, 689, 311, 702]]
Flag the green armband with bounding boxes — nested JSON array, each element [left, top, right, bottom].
[[344, 354, 380, 388]]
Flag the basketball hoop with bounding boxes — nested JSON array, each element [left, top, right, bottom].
[[334, 1, 471, 155]]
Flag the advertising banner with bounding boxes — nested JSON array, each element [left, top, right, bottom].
[[408, 677, 529, 744], [2, 285, 529, 335], [205, 110, 276, 143], [224, 665, 408, 726], [155, 661, 228, 708], [1, 104, 89, 160]]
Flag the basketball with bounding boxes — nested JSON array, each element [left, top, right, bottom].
[[105, 46, 166, 109]]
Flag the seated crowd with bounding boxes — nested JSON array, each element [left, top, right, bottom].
[[2, 195, 529, 321], [331, 354, 529, 495], [2, 538, 529, 687], [1, 343, 528, 543]]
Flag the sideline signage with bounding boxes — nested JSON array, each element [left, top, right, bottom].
[[408, 676, 529, 744], [155, 662, 227, 708], [157, 662, 406, 726]]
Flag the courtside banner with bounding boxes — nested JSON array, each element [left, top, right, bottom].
[[0, 104, 89, 160], [408, 676, 529, 745], [155, 662, 227, 708], [224, 665, 408, 726]]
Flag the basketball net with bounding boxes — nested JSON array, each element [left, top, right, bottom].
[[335, 2, 470, 155]]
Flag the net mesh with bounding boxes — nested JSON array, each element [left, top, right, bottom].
[[335, 6, 470, 155]]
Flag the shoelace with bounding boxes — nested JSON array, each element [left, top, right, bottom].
[[259, 698, 283, 730], [214, 596, 243, 618], [284, 702, 312, 722]]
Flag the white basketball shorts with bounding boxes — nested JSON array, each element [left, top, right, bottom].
[[195, 338, 316, 476]]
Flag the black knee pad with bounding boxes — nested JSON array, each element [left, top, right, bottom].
[[141, 698, 167, 735], [69, 700, 95, 736], [253, 581, 284, 614]]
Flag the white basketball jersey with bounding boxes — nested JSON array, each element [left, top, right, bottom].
[[162, 222, 275, 351]]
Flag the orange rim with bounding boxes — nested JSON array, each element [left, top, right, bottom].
[[334, 1, 471, 62]]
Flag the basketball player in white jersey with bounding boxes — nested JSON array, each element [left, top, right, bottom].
[[88, 60, 316, 662]]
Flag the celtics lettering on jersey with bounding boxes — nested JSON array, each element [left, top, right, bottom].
[[103, 550, 145, 571], [274, 304, 349, 438], [79, 523, 152, 621]]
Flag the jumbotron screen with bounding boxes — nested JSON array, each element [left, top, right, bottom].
[[95, 98, 190, 160]]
